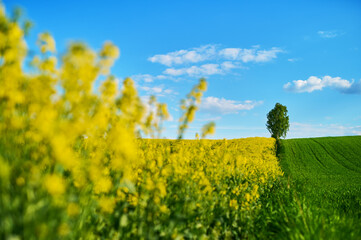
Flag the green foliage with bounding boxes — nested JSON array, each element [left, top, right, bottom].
[[266, 103, 290, 139], [255, 179, 361, 240], [255, 136, 361, 239], [280, 136, 361, 193]]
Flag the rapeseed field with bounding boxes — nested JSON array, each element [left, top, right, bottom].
[[0, 6, 283, 239]]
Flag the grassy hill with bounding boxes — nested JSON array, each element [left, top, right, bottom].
[[255, 136, 361, 239], [280, 136, 361, 194]]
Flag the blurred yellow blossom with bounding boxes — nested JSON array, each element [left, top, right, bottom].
[[229, 199, 239, 210], [67, 203, 80, 217], [44, 174, 66, 196], [0, 4, 283, 239], [37, 32, 56, 53]]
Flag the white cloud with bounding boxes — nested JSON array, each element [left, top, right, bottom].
[[343, 80, 361, 94], [146, 44, 284, 78], [131, 74, 167, 83], [219, 48, 241, 60], [287, 58, 299, 62], [318, 30, 339, 38], [148, 45, 217, 66], [219, 47, 283, 63], [149, 44, 283, 67], [162, 68, 184, 76], [164, 63, 222, 76], [140, 85, 177, 97], [221, 61, 242, 70], [163, 61, 245, 77], [200, 96, 263, 114], [284, 76, 361, 94], [289, 122, 361, 138], [141, 86, 163, 94]]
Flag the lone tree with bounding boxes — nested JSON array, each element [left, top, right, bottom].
[[266, 103, 289, 140]]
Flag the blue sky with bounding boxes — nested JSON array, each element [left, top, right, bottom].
[[4, 0, 361, 139]]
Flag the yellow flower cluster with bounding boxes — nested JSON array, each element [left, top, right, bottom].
[[0, 6, 144, 238], [126, 137, 282, 238], [0, 4, 283, 239], [178, 78, 208, 139], [135, 137, 282, 217]]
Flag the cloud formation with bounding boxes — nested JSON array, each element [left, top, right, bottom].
[[317, 30, 339, 38], [287, 58, 299, 62], [219, 47, 283, 62], [284, 76, 361, 94], [140, 85, 177, 97], [143, 45, 284, 78], [149, 45, 283, 66], [131, 74, 167, 83], [148, 45, 217, 66], [163, 63, 221, 76], [163, 62, 244, 76], [200, 96, 263, 114]]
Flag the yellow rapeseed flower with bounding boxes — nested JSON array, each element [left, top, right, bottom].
[[93, 177, 112, 194], [67, 203, 80, 217], [44, 174, 66, 196], [160, 205, 169, 214], [58, 223, 70, 236], [229, 199, 239, 210], [0, 157, 10, 181], [98, 197, 115, 213], [37, 32, 56, 53], [16, 177, 25, 186]]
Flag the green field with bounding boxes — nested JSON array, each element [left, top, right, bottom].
[[281, 136, 361, 191], [281, 136, 361, 215], [255, 136, 361, 239]]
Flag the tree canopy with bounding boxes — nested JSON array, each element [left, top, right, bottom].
[[266, 103, 290, 140]]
